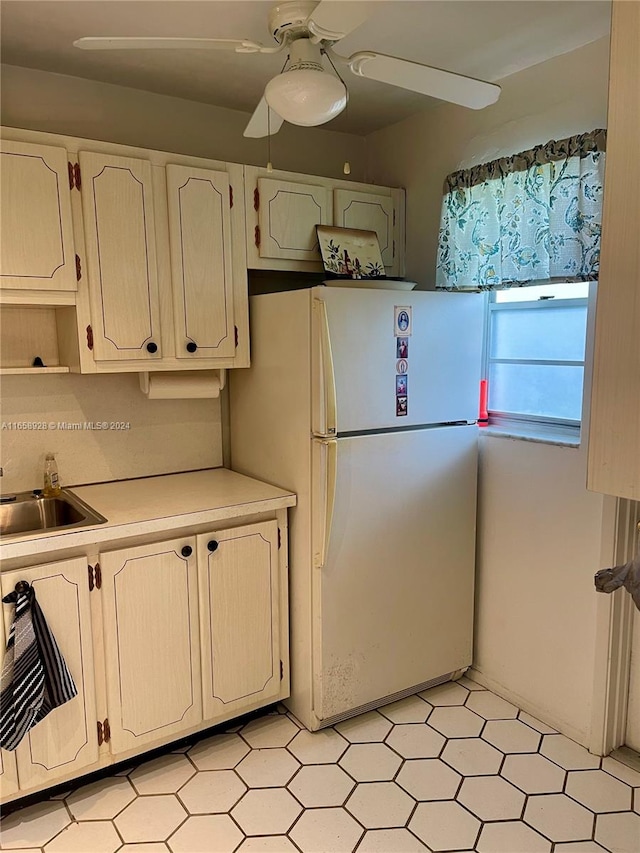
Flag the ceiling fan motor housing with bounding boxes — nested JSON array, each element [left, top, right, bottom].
[[268, 1, 319, 43]]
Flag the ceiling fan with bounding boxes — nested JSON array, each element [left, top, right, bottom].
[[74, 0, 501, 138]]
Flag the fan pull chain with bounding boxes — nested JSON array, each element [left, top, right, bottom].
[[324, 49, 351, 175], [267, 107, 273, 172]]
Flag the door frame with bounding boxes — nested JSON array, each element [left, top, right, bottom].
[[589, 497, 639, 755]]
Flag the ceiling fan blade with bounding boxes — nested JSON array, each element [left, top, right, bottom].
[[307, 1, 373, 41], [347, 51, 501, 110], [243, 97, 284, 139], [73, 37, 272, 53]]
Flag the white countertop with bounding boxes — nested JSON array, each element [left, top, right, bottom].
[[0, 468, 296, 562]]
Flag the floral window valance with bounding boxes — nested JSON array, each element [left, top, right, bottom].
[[435, 129, 606, 291]]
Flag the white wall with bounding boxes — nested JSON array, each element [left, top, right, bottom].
[[0, 64, 367, 180], [0, 64, 366, 491], [366, 37, 610, 290], [366, 37, 613, 744]]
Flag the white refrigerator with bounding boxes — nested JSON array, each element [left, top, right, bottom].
[[230, 286, 484, 731]]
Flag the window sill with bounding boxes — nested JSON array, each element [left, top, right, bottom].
[[480, 424, 581, 448]]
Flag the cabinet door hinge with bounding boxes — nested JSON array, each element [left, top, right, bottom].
[[94, 562, 102, 590], [280, 660, 284, 680], [254, 188, 260, 211], [88, 565, 94, 592], [393, 209, 396, 227], [68, 162, 81, 190], [103, 718, 111, 743], [234, 325, 239, 348], [97, 719, 103, 745], [229, 185, 234, 208], [75, 254, 82, 281], [255, 225, 261, 248], [86, 325, 94, 351], [277, 528, 281, 549], [393, 239, 396, 258]]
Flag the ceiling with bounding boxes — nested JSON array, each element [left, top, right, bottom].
[[0, 1, 611, 135]]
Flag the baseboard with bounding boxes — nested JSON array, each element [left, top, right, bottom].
[[467, 667, 590, 750]]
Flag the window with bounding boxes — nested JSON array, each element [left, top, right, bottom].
[[484, 281, 590, 438]]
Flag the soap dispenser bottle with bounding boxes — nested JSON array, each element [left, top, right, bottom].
[[43, 452, 61, 497]]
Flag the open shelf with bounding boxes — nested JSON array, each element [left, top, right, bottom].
[[0, 366, 70, 376]]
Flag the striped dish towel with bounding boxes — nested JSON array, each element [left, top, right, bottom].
[[0, 582, 77, 751]]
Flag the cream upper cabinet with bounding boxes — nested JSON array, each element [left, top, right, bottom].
[[166, 164, 236, 360], [256, 176, 331, 262], [99, 537, 202, 754], [334, 189, 401, 276], [588, 0, 640, 500], [0, 139, 77, 294], [197, 521, 282, 720], [0, 557, 98, 792], [244, 164, 405, 275], [79, 151, 163, 363]]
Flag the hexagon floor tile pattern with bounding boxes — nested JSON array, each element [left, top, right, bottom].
[[3, 686, 638, 853]]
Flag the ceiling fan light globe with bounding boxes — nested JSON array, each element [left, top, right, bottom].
[[265, 69, 347, 127]]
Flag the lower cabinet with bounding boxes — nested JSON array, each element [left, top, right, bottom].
[[100, 537, 203, 754], [0, 514, 290, 801], [0, 557, 99, 793]]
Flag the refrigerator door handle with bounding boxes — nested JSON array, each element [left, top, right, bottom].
[[313, 297, 337, 436], [314, 438, 338, 569]]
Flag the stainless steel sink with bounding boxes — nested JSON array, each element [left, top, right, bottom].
[[0, 489, 107, 539]]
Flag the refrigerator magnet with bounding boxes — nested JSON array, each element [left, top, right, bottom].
[[396, 337, 409, 358], [396, 374, 408, 397], [396, 358, 408, 374], [394, 306, 412, 336], [396, 396, 408, 417]]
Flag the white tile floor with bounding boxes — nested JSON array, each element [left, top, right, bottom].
[[2, 678, 639, 853]]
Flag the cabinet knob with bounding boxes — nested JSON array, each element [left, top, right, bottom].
[[146, 341, 158, 354], [186, 342, 198, 353], [207, 540, 219, 553], [181, 545, 193, 558]]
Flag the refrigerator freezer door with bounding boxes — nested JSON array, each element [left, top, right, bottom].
[[311, 425, 477, 723], [315, 288, 484, 433]]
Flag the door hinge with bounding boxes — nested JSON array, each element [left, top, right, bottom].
[[229, 185, 234, 208], [255, 225, 261, 248], [86, 325, 94, 351], [88, 564, 94, 592], [393, 209, 396, 227], [254, 188, 260, 211], [94, 562, 102, 590], [280, 660, 284, 680], [68, 162, 81, 190], [393, 239, 396, 258], [97, 718, 110, 745], [75, 254, 82, 281], [277, 528, 281, 549]]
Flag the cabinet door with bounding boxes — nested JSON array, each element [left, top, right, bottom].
[[334, 189, 396, 270], [79, 151, 162, 362], [0, 557, 98, 792], [0, 140, 77, 292], [587, 0, 640, 500], [166, 164, 236, 360], [257, 178, 330, 261], [0, 609, 19, 799], [100, 537, 202, 754], [198, 521, 281, 721]]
